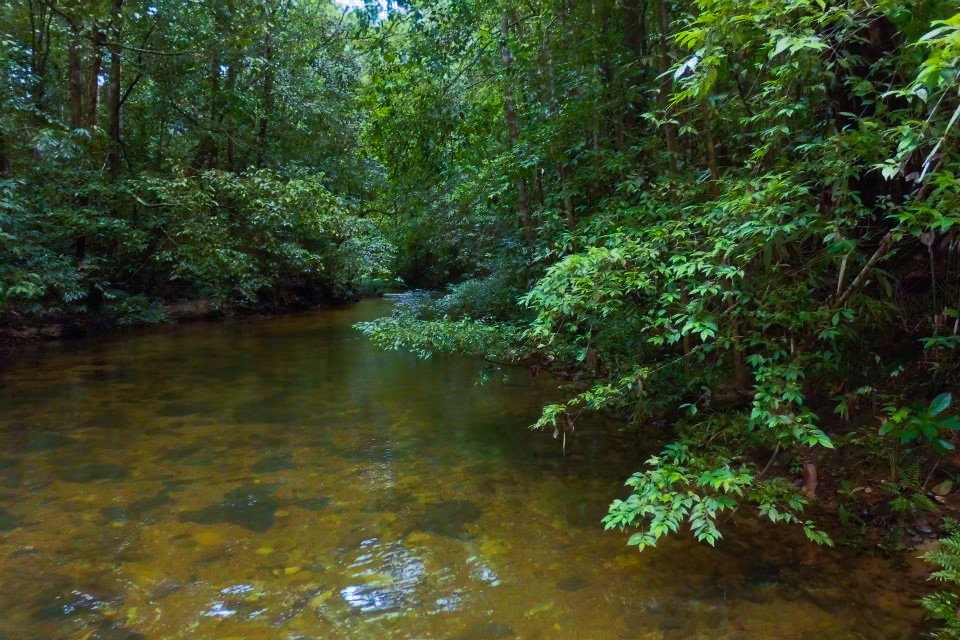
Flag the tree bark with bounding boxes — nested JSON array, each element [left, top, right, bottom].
[[68, 28, 84, 129], [28, 0, 53, 113], [621, 0, 646, 135], [702, 96, 719, 181], [85, 32, 103, 129], [0, 135, 9, 176]]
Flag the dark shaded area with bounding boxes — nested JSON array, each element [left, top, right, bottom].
[[251, 453, 296, 473], [8, 430, 76, 452], [158, 402, 213, 417], [179, 484, 278, 533], [454, 622, 515, 640], [562, 499, 610, 529], [100, 493, 174, 523], [557, 575, 589, 592], [364, 490, 415, 513], [0, 507, 19, 531], [155, 443, 207, 464], [55, 464, 129, 483], [293, 497, 330, 511], [0, 459, 23, 489]]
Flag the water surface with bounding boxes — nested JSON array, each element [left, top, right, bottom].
[[0, 299, 923, 638]]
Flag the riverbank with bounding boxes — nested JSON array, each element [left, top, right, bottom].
[[0, 279, 403, 352]]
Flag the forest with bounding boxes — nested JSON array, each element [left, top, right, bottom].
[[5, 0, 960, 633]]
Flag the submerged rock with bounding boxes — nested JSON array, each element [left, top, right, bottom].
[[179, 484, 278, 533], [412, 500, 482, 539]]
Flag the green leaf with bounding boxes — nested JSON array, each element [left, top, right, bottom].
[[930, 393, 952, 417]]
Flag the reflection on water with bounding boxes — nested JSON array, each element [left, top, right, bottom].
[[0, 299, 924, 639]]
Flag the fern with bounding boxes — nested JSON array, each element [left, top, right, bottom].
[[922, 520, 960, 639]]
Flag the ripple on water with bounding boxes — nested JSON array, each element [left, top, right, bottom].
[[341, 539, 426, 614]]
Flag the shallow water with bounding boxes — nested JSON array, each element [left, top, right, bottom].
[[0, 299, 924, 639]]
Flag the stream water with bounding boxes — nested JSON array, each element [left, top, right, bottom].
[[0, 298, 926, 639]]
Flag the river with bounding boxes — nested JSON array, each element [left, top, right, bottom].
[[0, 298, 924, 639]]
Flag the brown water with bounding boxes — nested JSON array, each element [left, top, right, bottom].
[[0, 298, 924, 639]]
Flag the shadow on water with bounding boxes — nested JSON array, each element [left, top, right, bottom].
[[0, 299, 926, 639]]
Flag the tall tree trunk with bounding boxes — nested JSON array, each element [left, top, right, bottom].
[[68, 29, 84, 129], [621, 0, 645, 135], [499, 13, 534, 252], [107, 0, 123, 180], [28, 0, 53, 114], [702, 96, 719, 181], [0, 135, 9, 176], [85, 32, 103, 129]]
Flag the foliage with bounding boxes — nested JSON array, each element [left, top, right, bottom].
[[354, 0, 960, 556], [0, 0, 392, 327], [881, 393, 960, 456], [922, 519, 960, 640]]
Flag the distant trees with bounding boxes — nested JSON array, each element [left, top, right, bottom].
[[0, 0, 392, 323]]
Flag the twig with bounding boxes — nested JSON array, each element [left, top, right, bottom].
[[758, 444, 781, 478], [833, 229, 895, 308]]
